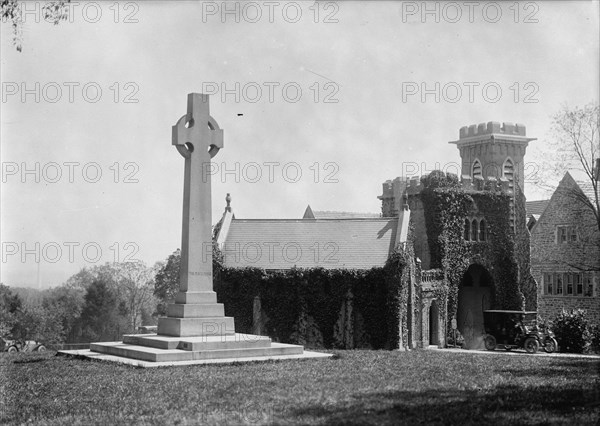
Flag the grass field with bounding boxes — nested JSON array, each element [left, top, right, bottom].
[[1, 349, 599, 425]]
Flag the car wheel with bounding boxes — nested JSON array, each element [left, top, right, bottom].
[[543, 338, 558, 354], [524, 337, 539, 354], [36, 345, 47, 352], [7, 346, 18, 353], [484, 335, 496, 351]]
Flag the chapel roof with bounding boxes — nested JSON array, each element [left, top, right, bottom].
[[525, 200, 550, 217], [221, 218, 398, 270]]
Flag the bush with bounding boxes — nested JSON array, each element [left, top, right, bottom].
[[551, 309, 590, 353]]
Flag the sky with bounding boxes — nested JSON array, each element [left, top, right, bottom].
[[1, 1, 599, 288]]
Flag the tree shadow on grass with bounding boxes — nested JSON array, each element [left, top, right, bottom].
[[12, 357, 49, 364], [500, 358, 600, 380], [288, 384, 599, 425]]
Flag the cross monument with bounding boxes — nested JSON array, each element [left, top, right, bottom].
[[157, 93, 235, 337], [78, 92, 327, 364]]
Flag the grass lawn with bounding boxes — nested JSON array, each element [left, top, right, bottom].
[[1, 349, 598, 425]]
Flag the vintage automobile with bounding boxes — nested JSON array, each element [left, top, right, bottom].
[[1, 337, 47, 353], [483, 310, 557, 354]]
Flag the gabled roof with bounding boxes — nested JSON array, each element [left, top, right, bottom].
[[221, 218, 398, 270], [533, 172, 598, 231], [525, 200, 550, 217], [302, 205, 315, 219], [577, 180, 599, 205]]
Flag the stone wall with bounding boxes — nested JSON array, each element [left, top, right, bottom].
[[538, 296, 600, 324], [530, 173, 600, 325], [407, 196, 431, 270]]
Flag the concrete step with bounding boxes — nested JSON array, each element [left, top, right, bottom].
[[167, 303, 225, 318], [123, 333, 272, 351], [90, 341, 304, 363]]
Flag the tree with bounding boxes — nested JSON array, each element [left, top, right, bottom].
[[536, 103, 599, 230], [110, 261, 158, 332], [154, 244, 223, 316], [62, 262, 159, 339], [42, 285, 86, 343], [64, 267, 97, 291], [80, 279, 121, 342], [12, 304, 65, 345], [2, 0, 70, 51], [0, 283, 22, 337], [154, 249, 181, 316], [532, 103, 600, 272]]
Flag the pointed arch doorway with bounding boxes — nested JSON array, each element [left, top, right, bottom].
[[456, 264, 494, 349]]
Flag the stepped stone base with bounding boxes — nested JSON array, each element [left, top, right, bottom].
[[59, 346, 333, 368], [60, 332, 333, 367]]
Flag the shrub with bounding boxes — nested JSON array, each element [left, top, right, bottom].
[[551, 309, 590, 353]]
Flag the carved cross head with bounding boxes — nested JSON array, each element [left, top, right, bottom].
[[172, 93, 224, 159]]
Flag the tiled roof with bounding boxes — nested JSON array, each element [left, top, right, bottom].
[[525, 200, 550, 216], [222, 218, 398, 270], [577, 180, 599, 204]]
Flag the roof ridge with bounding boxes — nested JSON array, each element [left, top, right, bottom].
[[232, 217, 397, 222]]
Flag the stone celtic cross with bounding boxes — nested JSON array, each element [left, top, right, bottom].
[[171, 93, 223, 299], [157, 93, 235, 336]]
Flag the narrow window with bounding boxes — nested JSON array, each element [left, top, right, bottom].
[[464, 219, 470, 241], [575, 274, 583, 296], [472, 159, 482, 179], [471, 219, 478, 241], [556, 274, 563, 295], [545, 273, 553, 295], [479, 219, 486, 241], [569, 227, 578, 242], [585, 274, 593, 297], [503, 158, 514, 190], [567, 274, 573, 295], [557, 226, 567, 244]]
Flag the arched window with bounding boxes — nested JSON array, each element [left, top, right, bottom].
[[479, 219, 486, 241], [471, 219, 478, 241], [464, 219, 470, 241], [503, 158, 514, 189], [472, 159, 482, 179]]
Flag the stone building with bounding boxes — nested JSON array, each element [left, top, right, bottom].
[[215, 121, 538, 350], [530, 172, 600, 323], [379, 122, 537, 349]]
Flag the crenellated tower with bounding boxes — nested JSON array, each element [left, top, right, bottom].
[[448, 122, 535, 231], [448, 122, 535, 194], [376, 122, 538, 350]]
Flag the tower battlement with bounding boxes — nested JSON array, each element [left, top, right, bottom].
[[380, 174, 512, 195], [459, 122, 526, 139], [379, 174, 512, 217]]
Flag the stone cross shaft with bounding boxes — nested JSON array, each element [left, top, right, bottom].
[[172, 93, 223, 296], [158, 93, 234, 337]]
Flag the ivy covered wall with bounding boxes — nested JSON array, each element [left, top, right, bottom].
[[208, 170, 536, 350], [213, 246, 411, 350], [415, 171, 534, 324]]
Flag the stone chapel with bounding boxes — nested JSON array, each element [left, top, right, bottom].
[[215, 122, 538, 350]]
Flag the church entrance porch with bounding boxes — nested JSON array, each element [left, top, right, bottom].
[[457, 264, 494, 349]]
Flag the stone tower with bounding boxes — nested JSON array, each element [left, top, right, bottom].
[[448, 122, 536, 193]]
